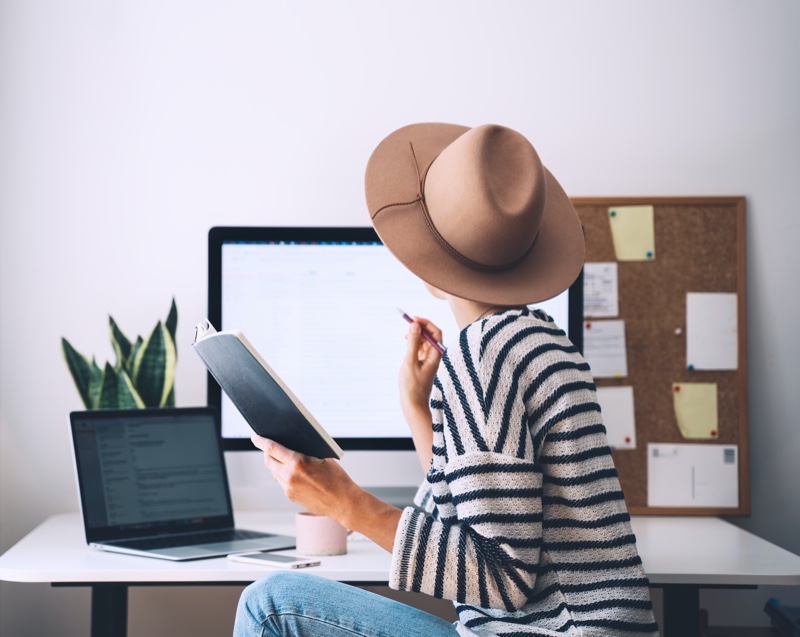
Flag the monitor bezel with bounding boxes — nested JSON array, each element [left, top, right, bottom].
[[208, 226, 583, 452]]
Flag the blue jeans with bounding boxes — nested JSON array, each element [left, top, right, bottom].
[[234, 571, 460, 637]]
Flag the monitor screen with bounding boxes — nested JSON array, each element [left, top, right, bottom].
[[208, 227, 583, 451]]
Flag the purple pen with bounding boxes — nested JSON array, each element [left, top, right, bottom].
[[397, 308, 445, 354]]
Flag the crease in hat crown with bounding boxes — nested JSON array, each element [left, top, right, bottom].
[[364, 121, 585, 306], [422, 124, 546, 270]]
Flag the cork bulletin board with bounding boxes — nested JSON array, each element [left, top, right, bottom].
[[571, 197, 748, 516]]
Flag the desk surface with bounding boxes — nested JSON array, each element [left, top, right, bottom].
[[2, 512, 800, 587]]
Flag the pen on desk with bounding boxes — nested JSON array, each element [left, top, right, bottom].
[[397, 308, 445, 354]]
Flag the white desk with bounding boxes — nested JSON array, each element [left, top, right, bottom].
[[2, 513, 800, 637]]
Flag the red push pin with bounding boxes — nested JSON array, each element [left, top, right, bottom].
[[674, 385, 681, 392], [625, 436, 631, 444], [711, 430, 718, 437], [585, 322, 592, 329]]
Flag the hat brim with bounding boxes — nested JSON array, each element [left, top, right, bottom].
[[365, 123, 585, 305]]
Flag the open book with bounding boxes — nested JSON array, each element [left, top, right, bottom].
[[192, 320, 343, 460]]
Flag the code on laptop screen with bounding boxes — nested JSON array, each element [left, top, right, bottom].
[[73, 412, 230, 530]]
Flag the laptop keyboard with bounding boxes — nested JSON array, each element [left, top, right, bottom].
[[116, 529, 275, 550]]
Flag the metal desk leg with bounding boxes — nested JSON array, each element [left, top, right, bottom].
[[91, 584, 128, 637], [662, 585, 700, 637]]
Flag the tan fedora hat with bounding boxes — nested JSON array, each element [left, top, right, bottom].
[[364, 123, 585, 305]]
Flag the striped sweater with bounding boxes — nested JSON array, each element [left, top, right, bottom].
[[390, 307, 658, 636]]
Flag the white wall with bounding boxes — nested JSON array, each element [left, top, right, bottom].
[[1, 1, 798, 635]]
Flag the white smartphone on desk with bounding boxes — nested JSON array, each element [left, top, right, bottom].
[[227, 552, 321, 569]]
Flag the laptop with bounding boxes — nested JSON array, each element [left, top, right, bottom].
[[70, 406, 295, 561]]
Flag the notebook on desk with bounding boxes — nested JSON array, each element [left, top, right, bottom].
[[69, 406, 295, 561]]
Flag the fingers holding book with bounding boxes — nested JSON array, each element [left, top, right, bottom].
[[251, 434, 358, 523]]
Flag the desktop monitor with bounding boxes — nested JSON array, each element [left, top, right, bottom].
[[208, 227, 583, 451]]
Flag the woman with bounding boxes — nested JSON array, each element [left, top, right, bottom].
[[234, 123, 658, 636]]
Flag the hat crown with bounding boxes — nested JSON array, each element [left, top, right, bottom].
[[364, 121, 584, 305], [424, 124, 546, 268]]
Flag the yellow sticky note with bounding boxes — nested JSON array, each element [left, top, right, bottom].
[[608, 205, 655, 261], [672, 382, 718, 439]]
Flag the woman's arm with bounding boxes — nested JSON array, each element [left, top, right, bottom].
[[398, 318, 442, 471], [250, 435, 402, 552], [248, 318, 442, 551], [391, 450, 544, 611]]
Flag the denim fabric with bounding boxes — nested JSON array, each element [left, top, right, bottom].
[[234, 571, 460, 637]]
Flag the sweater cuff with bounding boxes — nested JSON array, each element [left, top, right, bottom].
[[389, 506, 424, 591]]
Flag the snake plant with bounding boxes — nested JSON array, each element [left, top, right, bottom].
[[61, 299, 178, 409]]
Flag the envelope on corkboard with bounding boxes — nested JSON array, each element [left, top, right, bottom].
[[648, 443, 738, 508]]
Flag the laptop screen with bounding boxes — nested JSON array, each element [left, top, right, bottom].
[[71, 407, 234, 542]]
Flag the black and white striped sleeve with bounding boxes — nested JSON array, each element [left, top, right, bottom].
[[390, 450, 544, 611]]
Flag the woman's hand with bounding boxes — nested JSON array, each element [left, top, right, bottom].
[[251, 435, 359, 521], [250, 435, 402, 552], [398, 317, 443, 470]]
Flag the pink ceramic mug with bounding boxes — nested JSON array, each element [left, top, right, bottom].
[[295, 512, 352, 556]]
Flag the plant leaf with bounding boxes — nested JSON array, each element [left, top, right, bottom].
[[117, 368, 145, 409], [132, 321, 176, 407], [109, 316, 132, 372], [61, 338, 94, 408], [165, 297, 178, 360], [127, 336, 143, 374], [89, 357, 103, 408], [96, 363, 120, 409]]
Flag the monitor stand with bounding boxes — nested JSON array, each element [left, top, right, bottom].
[[362, 486, 418, 509]]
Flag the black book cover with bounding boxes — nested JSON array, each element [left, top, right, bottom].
[[193, 323, 343, 460]]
